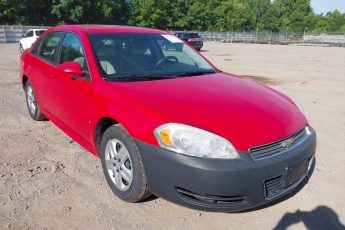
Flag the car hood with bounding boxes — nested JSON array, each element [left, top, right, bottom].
[[112, 73, 307, 152]]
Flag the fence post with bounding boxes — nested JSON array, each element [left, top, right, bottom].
[[343, 33, 345, 48], [3, 25, 7, 43], [0, 26, 3, 43], [286, 32, 288, 45]]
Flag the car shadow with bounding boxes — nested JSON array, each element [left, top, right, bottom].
[[138, 194, 159, 203], [273, 206, 345, 230]]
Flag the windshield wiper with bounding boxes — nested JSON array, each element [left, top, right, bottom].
[[173, 70, 217, 77], [104, 71, 217, 82], [104, 74, 172, 82]]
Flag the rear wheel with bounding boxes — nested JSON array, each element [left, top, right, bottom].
[[100, 124, 151, 202], [25, 81, 46, 121]]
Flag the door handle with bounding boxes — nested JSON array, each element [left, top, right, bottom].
[[71, 75, 82, 81]]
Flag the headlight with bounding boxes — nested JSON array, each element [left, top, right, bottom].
[[154, 123, 239, 159]]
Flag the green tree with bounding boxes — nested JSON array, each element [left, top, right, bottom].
[[0, 0, 56, 25], [339, 24, 345, 33], [177, 0, 217, 31], [0, 0, 345, 33], [270, 0, 312, 32], [129, 0, 171, 29], [0, 0, 7, 24], [214, 0, 254, 31], [246, 0, 271, 31], [51, 0, 130, 25], [326, 10, 345, 32]]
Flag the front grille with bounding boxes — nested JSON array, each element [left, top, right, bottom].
[[249, 127, 307, 160], [264, 175, 284, 199], [176, 187, 249, 208]]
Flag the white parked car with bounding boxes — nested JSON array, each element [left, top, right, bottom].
[[19, 29, 47, 53]]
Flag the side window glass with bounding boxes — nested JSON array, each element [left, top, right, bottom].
[[25, 31, 33, 38], [31, 39, 42, 55], [60, 33, 90, 79], [35, 30, 45, 36], [38, 32, 63, 63]]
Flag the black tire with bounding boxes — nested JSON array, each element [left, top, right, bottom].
[[20, 44, 24, 53], [25, 81, 46, 121], [100, 124, 151, 202]]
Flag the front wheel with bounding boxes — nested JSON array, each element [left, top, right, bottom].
[[100, 125, 151, 202]]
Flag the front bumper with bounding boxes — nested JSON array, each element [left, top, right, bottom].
[[136, 127, 316, 212]]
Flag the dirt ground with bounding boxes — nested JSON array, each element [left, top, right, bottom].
[[0, 42, 345, 230]]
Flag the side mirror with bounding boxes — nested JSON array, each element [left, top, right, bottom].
[[57, 61, 83, 76]]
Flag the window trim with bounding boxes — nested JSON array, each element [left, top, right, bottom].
[[58, 31, 92, 82], [34, 30, 92, 82]]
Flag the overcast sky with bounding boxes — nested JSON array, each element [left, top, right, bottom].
[[311, 0, 345, 14]]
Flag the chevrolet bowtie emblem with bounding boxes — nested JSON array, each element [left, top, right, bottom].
[[281, 138, 294, 148]]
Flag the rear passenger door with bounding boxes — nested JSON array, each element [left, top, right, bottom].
[[29, 31, 64, 116]]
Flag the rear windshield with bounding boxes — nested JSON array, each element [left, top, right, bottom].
[[35, 30, 46, 36]]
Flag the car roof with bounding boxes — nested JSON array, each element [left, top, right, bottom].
[[179, 32, 200, 34], [30, 29, 47, 31], [50, 25, 169, 35]]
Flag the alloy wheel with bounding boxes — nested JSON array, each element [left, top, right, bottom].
[[104, 138, 133, 191], [26, 84, 36, 115]]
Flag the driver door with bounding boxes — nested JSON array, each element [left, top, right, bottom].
[[53, 32, 95, 143]]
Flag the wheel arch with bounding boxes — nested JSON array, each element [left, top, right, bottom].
[[22, 75, 29, 89], [94, 117, 119, 154]]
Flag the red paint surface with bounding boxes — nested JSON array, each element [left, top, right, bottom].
[[20, 25, 307, 156]]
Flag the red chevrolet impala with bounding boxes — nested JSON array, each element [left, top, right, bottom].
[[19, 25, 316, 212]]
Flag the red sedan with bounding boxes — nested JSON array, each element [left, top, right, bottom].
[[20, 25, 316, 212]]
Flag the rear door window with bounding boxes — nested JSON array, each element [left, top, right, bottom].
[[38, 31, 63, 64], [31, 39, 42, 55], [35, 30, 46, 36]]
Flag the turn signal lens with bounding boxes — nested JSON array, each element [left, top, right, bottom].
[[159, 129, 173, 145]]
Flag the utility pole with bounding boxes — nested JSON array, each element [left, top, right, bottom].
[[303, 27, 308, 44]]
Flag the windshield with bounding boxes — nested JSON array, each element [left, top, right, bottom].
[[188, 33, 201, 38], [88, 33, 216, 81]]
